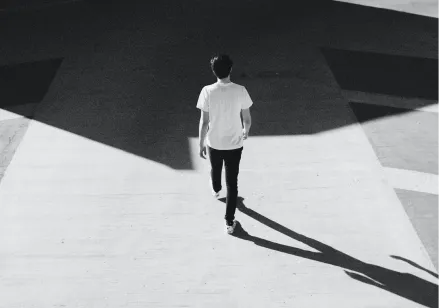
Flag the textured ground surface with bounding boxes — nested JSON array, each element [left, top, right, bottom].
[[0, 1, 437, 307]]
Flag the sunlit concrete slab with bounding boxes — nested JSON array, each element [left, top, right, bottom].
[[335, 0, 438, 17], [0, 116, 31, 182], [396, 189, 438, 270], [0, 110, 436, 307], [0, 109, 26, 121], [384, 168, 438, 195]]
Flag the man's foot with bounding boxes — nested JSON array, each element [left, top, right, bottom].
[[225, 220, 237, 234], [210, 179, 220, 198]]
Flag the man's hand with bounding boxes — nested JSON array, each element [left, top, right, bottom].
[[199, 145, 207, 159], [243, 129, 248, 140]]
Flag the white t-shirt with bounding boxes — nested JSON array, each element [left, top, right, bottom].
[[197, 81, 253, 150]]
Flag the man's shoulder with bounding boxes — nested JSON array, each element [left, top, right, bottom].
[[205, 82, 245, 90], [204, 83, 217, 90], [230, 82, 245, 88], [230, 83, 248, 93]]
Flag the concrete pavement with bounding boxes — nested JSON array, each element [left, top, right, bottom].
[[0, 1, 437, 307]]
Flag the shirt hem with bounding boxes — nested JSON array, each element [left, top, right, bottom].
[[206, 142, 244, 151]]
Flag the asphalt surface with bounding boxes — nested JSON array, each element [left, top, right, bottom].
[[0, 1, 437, 307]]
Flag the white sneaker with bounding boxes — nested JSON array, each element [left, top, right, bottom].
[[210, 179, 220, 198], [225, 220, 237, 234]]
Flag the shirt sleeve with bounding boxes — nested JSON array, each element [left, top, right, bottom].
[[241, 87, 253, 110], [196, 87, 209, 112]]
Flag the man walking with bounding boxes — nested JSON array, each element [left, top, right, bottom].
[[197, 54, 253, 234]]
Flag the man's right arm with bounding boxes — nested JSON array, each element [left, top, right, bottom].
[[241, 108, 251, 139]]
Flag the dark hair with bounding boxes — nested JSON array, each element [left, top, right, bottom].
[[210, 54, 233, 79]]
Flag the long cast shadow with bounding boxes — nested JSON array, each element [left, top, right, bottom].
[[390, 255, 439, 279], [219, 197, 438, 307]]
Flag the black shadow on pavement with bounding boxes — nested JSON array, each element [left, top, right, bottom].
[[0, 58, 63, 117], [349, 102, 424, 123], [219, 196, 438, 308], [390, 255, 439, 279], [0, 0, 437, 170], [322, 48, 438, 100]]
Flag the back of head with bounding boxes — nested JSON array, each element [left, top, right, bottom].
[[210, 54, 233, 79]]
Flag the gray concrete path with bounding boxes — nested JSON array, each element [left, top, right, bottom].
[[0, 1, 437, 307]]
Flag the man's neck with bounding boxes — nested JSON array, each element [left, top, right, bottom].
[[217, 76, 231, 84]]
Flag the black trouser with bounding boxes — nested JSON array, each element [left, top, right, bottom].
[[208, 146, 243, 223]]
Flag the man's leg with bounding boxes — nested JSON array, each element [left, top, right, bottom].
[[224, 147, 243, 223], [207, 146, 223, 193]]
